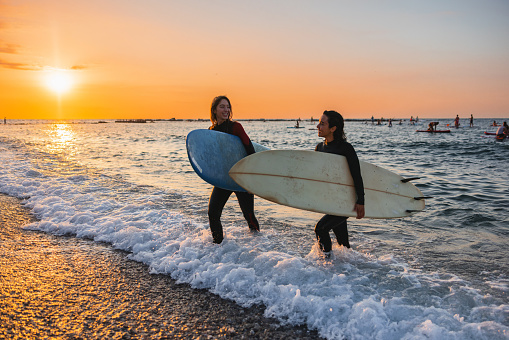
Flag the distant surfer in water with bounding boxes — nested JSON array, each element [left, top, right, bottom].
[[496, 121, 508, 139], [454, 115, 460, 128], [207, 95, 260, 244], [427, 122, 439, 132], [314, 110, 365, 254]]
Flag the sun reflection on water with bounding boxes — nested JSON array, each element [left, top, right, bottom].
[[44, 123, 77, 156], [27, 122, 84, 178]]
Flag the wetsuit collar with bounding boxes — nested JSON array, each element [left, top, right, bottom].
[[324, 138, 338, 146]]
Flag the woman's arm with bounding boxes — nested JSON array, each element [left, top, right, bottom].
[[344, 143, 365, 206], [232, 122, 256, 155]]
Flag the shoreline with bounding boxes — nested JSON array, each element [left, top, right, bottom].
[[0, 193, 322, 339]]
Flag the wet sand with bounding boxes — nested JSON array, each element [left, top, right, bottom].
[[0, 194, 322, 339]]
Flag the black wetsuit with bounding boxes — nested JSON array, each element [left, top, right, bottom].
[[314, 139, 364, 251], [208, 120, 259, 244]]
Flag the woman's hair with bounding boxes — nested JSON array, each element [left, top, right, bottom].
[[210, 95, 232, 125], [323, 110, 346, 141]]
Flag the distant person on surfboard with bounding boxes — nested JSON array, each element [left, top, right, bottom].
[[314, 110, 365, 254], [454, 115, 460, 128], [496, 122, 508, 139], [207, 95, 260, 244], [427, 122, 439, 132]]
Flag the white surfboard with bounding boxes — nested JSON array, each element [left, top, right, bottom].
[[229, 150, 426, 219]]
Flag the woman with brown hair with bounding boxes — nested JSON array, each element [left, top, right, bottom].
[[207, 95, 260, 244]]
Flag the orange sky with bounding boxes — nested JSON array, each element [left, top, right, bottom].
[[1, 0, 508, 120]]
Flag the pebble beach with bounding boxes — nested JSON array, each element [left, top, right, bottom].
[[0, 194, 321, 339]]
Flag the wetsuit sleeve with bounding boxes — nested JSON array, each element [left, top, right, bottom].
[[232, 122, 256, 155], [344, 143, 365, 205]]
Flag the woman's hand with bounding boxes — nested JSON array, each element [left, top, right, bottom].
[[354, 204, 365, 219]]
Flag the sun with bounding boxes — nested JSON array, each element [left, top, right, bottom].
[[44, 69, 73, 95]]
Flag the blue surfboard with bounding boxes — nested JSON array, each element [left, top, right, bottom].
[[186, 129, 269, 191]]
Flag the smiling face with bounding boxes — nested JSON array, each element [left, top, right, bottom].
[[317, 114, 336, 142], [213, 99, 231, 125]]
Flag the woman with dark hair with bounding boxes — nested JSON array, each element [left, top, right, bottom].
[[314, 110, 365, 253], [207, 95, 260, 244]]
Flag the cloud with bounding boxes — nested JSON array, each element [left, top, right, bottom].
[[0, 60, 89, 71], [0, 59, 41, 70], [0, 24, 88, 71], [0, 42, 20, 54], [70, 64, 87, 70], [44, 65, 89, 71]]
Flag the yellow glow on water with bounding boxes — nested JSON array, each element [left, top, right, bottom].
[[54, 124, 74, 143], [44, 123, 77, 155]]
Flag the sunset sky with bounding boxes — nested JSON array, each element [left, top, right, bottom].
[[1, 0, 508, 120]]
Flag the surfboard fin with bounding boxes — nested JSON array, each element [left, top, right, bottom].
[[413, 196, 432, 200], [401, 177, 420, 183]]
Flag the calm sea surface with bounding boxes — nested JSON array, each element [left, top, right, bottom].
[[0, 118, 507, 339]]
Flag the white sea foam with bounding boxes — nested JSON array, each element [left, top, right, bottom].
[[1, 141, 507, 340]]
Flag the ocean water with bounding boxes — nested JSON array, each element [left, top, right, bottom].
[[0, 118, 507, 339]]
